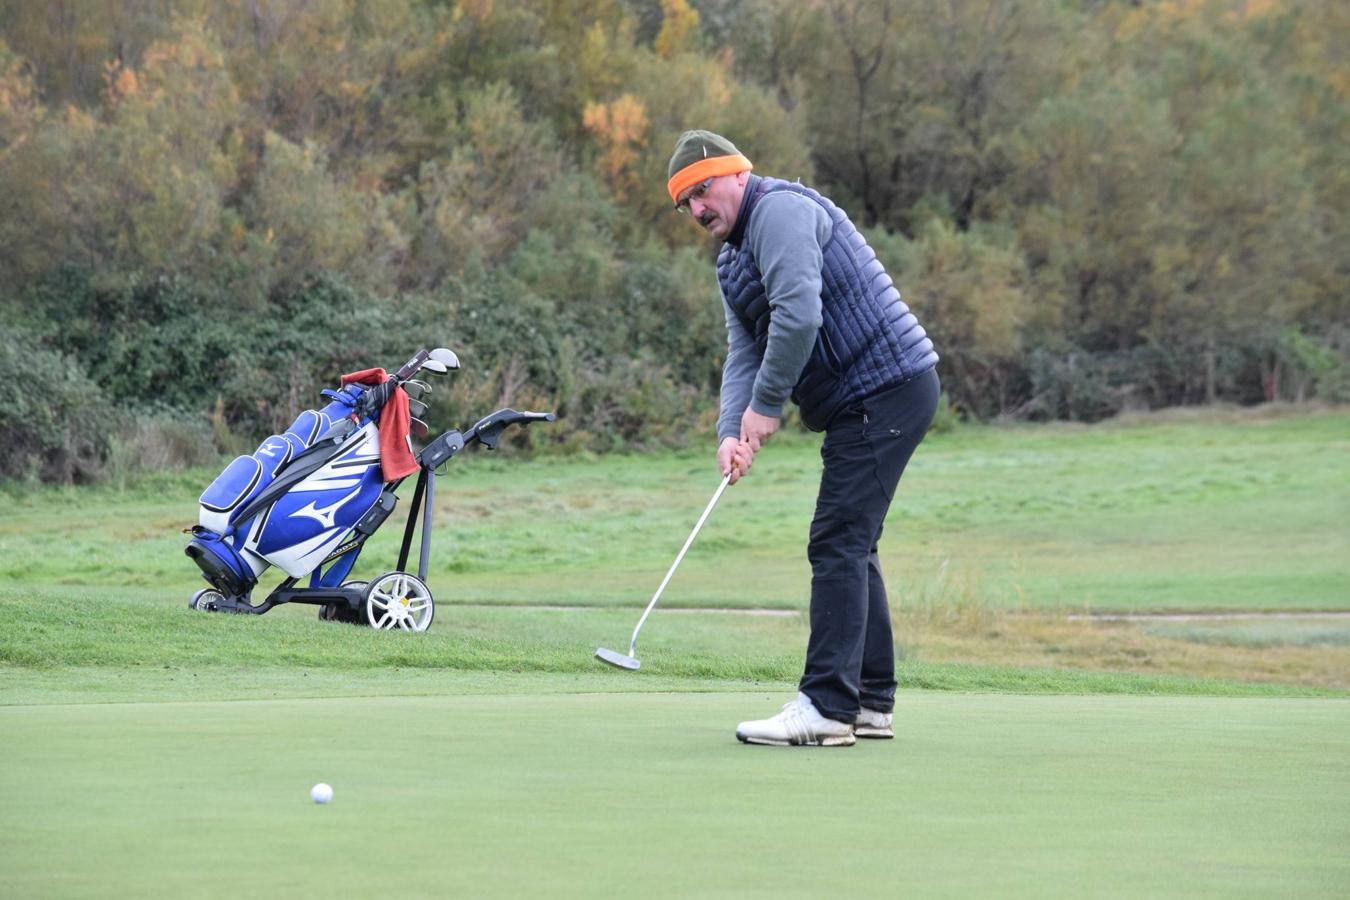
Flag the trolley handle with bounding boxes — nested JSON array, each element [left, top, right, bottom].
[[465, 409, 556, 450]]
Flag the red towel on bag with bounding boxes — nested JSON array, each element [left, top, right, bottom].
[[339, 368, 419, 482]]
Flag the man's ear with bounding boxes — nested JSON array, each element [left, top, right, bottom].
[[735, 170, 750, 187]]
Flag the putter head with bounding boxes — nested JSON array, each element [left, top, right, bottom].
[[594, 647, 640, 670]]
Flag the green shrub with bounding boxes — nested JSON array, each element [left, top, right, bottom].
[[0, 325, 114, 483], [1276, 327, 1350, 404], [20, 268, 245, 414], [220, 273, 419, 433], [21, 268, 424, 441], [928, 391, 960, 434], [1024, 346, 1133, 422], [103, 405, 223, 485]]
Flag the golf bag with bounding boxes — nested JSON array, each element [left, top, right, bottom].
[[184, 348, 553, 630]]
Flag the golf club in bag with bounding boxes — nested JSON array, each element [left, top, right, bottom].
[[184, 347, 554, 631], [595, 472, 732, 670]]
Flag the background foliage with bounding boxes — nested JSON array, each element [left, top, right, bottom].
[[0, 0, 1345, 482]]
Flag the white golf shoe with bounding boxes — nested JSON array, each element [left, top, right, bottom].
[[735, 693, 856, 747], [853, 708, 894, 739]]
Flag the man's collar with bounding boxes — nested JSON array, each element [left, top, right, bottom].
[[723, 174, 761, 248]]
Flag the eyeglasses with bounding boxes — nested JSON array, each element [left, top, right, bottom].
[[674, 178, 714, 214]]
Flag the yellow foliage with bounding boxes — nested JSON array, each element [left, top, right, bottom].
[[655, 0, 700, 59], [61, 104, 98, 136], [568, 12, 642, 111], [0, 62, 41, 163], [1240, 0, 1279, 19], [578, 20, 606, 73], [705, 66, 732, 110], [102, 60, 139, 107], [582, 94, 649, 194], [452, 0, 496, 26], [1116, 0, 1282, 38], [907, 220, 1030, 358]]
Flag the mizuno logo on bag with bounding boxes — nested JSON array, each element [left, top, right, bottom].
[[290, 487, 361, 530]]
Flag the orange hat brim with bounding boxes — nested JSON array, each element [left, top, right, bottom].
[[667, 154, 754, 204]]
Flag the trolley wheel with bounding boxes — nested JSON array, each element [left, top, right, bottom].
[[189, 588, 223, 612], [363, 572, 434, 632], [319, 581, 368, 623]]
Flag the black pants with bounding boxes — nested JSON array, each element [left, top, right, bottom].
[[799, 368, 939, 723]]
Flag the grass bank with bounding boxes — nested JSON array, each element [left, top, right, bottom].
[[1, 405, 1345, 698]]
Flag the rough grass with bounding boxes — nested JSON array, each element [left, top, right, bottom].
[[1141, 619, 1350, 648], [905, 613, 1350, 691]]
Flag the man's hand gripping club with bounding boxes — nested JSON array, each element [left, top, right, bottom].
[[718, 407, 781, 485]]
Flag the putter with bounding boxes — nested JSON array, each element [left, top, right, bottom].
[[595, 472, 733, 670]]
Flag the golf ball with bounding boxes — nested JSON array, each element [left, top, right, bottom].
[[310, 782, 333, 804]]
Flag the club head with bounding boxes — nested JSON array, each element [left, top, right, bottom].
[[594, 647, 640, 670], [410, 417, 429, 439], [408, 397, 428, 418], [428, 348, 461, 370], [420, 360, 448, 374], [404, 379, 430, 400]]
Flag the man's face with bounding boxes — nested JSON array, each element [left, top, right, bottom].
[[680, 171, 748, 241]]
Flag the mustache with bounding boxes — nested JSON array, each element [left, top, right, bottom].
[[698, 212, 716, 227]]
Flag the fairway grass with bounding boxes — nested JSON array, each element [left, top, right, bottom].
[[2, 691, 1347, 898], [3, 405, 1347, 613]]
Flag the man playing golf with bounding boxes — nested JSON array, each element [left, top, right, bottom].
[[666, 130, 940, 746]]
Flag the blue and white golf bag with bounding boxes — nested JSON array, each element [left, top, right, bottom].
[[184, 348, 554, 630], [187, 382, 384, 596]]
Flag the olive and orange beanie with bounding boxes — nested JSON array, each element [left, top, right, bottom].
[[666, 130, 753, 203]]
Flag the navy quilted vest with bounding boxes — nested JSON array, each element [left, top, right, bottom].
[[716, 176, 939, 431]]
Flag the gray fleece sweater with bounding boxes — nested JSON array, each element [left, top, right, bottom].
[[717, 191, 834, 442]]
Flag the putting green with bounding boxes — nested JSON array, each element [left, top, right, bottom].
[[3, 691, 1347, 897]]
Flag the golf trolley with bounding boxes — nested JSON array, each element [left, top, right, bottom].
[[184, 348, 553, 631]]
